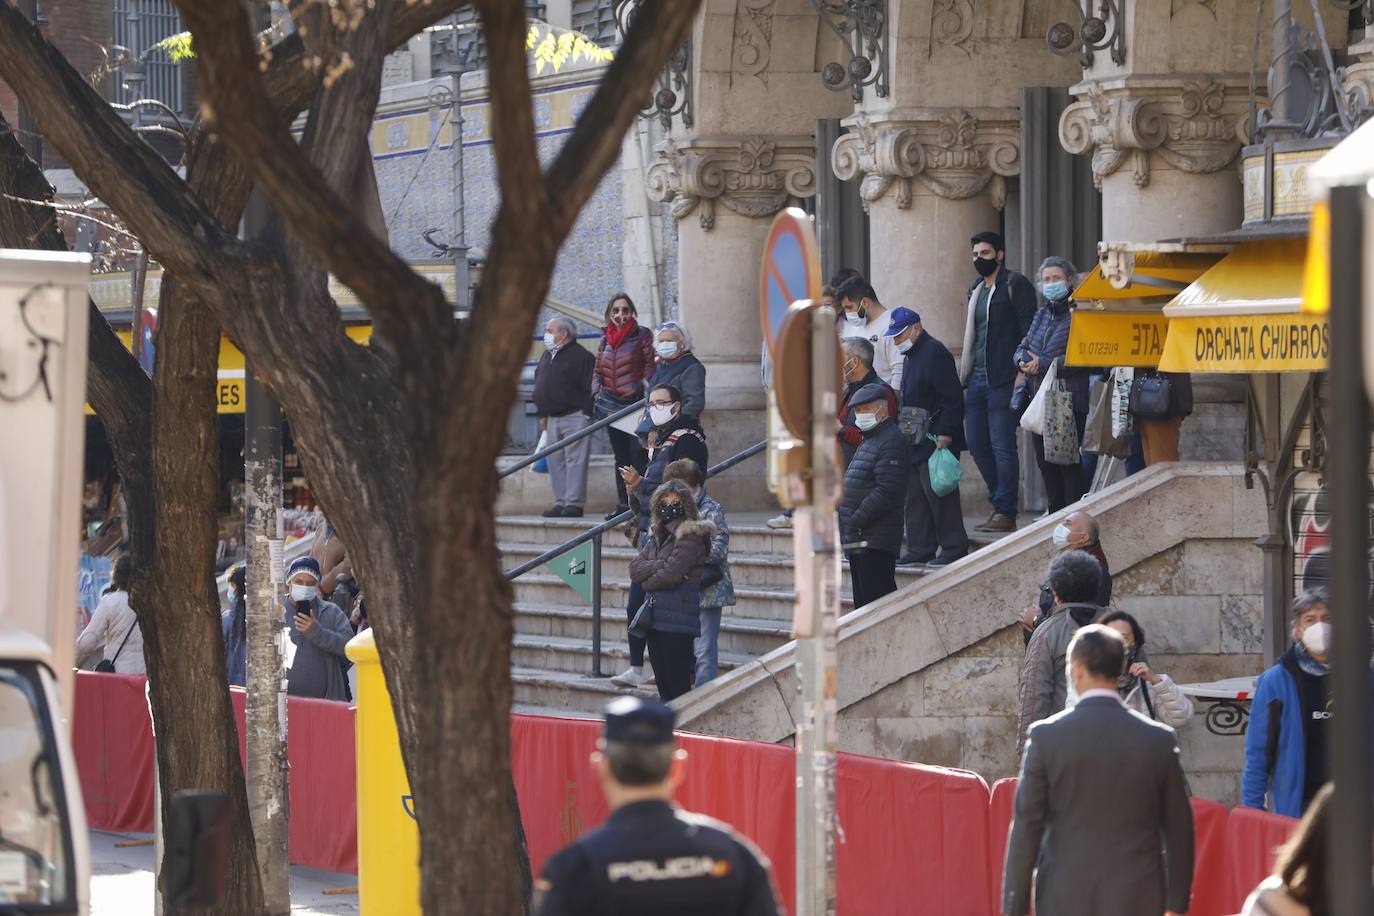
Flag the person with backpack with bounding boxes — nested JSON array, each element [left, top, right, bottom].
[[76, 553, 144, 675]]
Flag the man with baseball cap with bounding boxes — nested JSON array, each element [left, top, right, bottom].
[[886, 307, 970, 567], [533, 697, 780, 915], [280, 555, 354, 701]]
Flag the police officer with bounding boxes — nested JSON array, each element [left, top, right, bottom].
[[533, 697, 781, 915]]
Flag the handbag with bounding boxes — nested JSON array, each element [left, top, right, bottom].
[[1009, 373, 1031, 416], [1018, 360, 1058, 436], [531, 431, 549, 474], [627, 595, 655, 639], [1082, 378, 1132, 459], [927, 434, 964, 497], [1129, 371, 1173, 421], [896, 406, 931, 447], [1041, 380, 1080, 466], [95, 620, 137, 673]]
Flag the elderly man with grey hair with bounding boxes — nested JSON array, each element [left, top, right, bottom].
[[1012, 255, 1092, 513], [534, 314, 596, 517]]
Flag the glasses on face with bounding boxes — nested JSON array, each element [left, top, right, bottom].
[[649, 399, 674, 408]]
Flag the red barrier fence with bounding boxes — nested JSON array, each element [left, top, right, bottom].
[[72, 673, 1299, 914]]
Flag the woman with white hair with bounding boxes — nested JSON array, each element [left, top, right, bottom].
[[1012, 256, 1091, 512], [645, 321, 706, 422]]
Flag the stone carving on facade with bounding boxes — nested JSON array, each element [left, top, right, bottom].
[[730, 0, 776, 88], [1059, 79, 1246, 190], [831, 110, 1019, 212], [930, 0, 975, 58], [1342, 58, 1374, 127], [646, 136, 817, 230], [1170, 0, 1217, 19]]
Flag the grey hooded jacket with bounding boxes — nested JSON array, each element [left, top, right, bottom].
[[280, 595, 354, 701]]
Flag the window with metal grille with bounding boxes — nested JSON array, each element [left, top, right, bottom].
[[111, 0, 184, 113], [571, 0, 617, 47]]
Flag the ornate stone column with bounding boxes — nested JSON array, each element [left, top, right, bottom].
[[831, 107, 1020, 348], [1058, 76, 1251, 242], [646, 134, 816, 504]]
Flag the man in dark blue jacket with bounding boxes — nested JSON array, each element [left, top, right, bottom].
[[838, 383, 910, 608], [887, 308, 970, 567]]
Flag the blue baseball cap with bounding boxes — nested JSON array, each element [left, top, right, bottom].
[[884, 307, 921, 337], [603, 697, 675, 745]]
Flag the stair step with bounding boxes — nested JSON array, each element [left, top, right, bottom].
[[513, 603, 793, 657], [511, 632, 752, 676], [509, 572, 842, 622], [511, 667, 658, 714]]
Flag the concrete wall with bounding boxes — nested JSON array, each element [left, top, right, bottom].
[[676, 462, 1267, 805]]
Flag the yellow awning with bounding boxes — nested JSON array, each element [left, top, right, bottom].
[[1157, 239, 1327, 372], [1301, 197, 1330, 314], [86, 327, 374, 416], [1065, 310, 1168, 367], [1073, 251, 1225, 302]]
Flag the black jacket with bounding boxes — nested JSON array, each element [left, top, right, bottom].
[[533, 343, 595, 418], [960, 269, 1038, 389], [838, 418, 910, 556], [899, 331, 966, 464], [631, 416, 708, 533]]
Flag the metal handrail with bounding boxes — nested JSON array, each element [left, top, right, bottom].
[[504, 437, 767, 677], [499, 397, 647, 478]]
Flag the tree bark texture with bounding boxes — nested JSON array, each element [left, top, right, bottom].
[[0, 0, 703, 909]]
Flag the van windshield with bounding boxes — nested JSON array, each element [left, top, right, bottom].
[[0, 663, 74, 912]]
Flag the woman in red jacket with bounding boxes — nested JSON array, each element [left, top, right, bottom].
[[593, 293, 656, 518]]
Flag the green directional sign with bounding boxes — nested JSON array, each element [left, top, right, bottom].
[[546, 539, 594, 603]]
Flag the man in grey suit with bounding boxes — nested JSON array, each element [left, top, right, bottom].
[[1003, 624, 1194, 916]]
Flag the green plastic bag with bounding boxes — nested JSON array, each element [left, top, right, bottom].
[[927, 434, 963, 497]]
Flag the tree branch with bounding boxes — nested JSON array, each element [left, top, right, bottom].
[[544, 0, 700, 241], [170, 0, 454, 363], [0, 1, 231, 283]]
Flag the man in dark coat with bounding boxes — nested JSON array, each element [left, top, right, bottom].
[[1004, 625, 1194, 916], [887, 308, 970, 567], [533, 315, 596, 517], [838, 384, 910, 609]]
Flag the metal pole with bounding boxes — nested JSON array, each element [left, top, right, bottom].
[[795, 305, 840, 915], [591, 533, 603, 677], [243, 190, 291, 916], [1325, 183, 1373, 914], [447, 65, 470, 312]]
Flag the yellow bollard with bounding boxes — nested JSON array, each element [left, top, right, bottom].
[[346, 628, 421, 915]]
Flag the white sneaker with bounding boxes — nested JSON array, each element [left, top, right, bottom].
[[611, 667, 647, 688], [766, 513, 792, 529], [643, 671, 656, 685]]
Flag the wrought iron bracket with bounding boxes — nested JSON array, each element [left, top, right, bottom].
[[809, 0, 889, 103], [615, 0, 693, 130], [1046, 0, 1126, 68]]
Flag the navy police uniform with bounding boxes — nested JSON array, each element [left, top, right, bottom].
[[532, 698, 780, 916]]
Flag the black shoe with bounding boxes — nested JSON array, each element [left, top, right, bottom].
[[896, 553, 935, 566], [604, 505, 629, 520], [542, 506, 565, 518], [562, 507, 584, 518], [927, 553, 966, 568]]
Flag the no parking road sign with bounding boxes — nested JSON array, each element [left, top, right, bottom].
[[759, 208, 821, 363]]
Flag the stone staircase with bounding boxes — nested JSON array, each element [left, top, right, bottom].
[[500, 513, 1007, 715]]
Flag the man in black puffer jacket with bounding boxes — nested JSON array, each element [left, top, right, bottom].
[[838, 384, 911, 609]]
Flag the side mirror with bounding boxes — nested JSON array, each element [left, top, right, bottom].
[[164, 790, 231, 908]]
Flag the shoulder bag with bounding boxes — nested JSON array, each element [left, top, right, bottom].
[[95, 620, 137, 673], [628, 595, 655, 638], [1129, 371, 1173, 421], [896, 406, 931, 446]]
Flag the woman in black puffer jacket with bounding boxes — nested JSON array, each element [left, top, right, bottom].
[[1014, 256, 1091, 512], [626, 480, 715, 702]]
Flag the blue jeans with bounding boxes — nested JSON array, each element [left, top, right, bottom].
[[964, 371, 1019, 517], [695, 607, 722, 685]]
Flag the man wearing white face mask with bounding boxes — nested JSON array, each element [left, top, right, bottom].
[[279, 556, 354, 701], [1019, 510, 1111, 644], [835, 276, 904, 392], [1242, 588, 1349, 817], [533, 315, 596, 518]]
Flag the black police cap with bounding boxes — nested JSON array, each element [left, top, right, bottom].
[[603, 696, 676, 745]]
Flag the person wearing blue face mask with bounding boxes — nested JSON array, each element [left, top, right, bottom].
[[1013, 256, 1093, 513], [643, 321, 706, 423], [279, 555, 354, 700]]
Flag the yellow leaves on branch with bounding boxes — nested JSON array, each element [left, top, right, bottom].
[[525, 24, 614, 76]]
